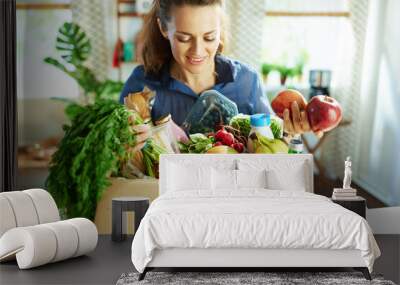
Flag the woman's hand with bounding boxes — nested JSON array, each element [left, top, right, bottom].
[[283, 101, 323, 138], [131, 124, 152, 152], [169, 120, 189, 143]]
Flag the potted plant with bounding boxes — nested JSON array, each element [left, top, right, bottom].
[[261, 63, 275, 83], [276, 65, 292, 86]]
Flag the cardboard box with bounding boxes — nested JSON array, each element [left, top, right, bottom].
[[94, 177, 159, 234]]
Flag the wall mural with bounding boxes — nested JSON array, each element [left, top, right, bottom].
[[16, 1, 399, 222]]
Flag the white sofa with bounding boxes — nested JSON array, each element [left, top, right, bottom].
[[0, 189, 98, 269]]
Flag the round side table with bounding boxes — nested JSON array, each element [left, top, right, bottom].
[[112, 197, 149, 242]]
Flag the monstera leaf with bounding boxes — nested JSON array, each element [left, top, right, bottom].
[[56, 22, 91, 65], [44, 22, 124, 107]]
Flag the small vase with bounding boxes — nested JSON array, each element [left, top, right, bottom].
[[280, 75, 287, 86], [262, 74, 269, 84]]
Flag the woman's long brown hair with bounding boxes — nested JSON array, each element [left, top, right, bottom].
[[139, 0, 225, 75]]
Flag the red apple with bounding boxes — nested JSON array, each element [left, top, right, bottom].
[[271, 89, 307, 119], [306, 95, 342, 132]]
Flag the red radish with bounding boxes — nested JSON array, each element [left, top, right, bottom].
[[213, 141, 223, 147], [214, 129, 226, 142], [232, 142, 244, 153], [214, 129, 235, 146], [222, 133, 234, 146]]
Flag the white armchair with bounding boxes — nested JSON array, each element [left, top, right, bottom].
[[0, 189, 98, 269]]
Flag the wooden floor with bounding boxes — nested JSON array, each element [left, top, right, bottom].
[[0, 236, 134, 285], [0, 235, 398, 285]]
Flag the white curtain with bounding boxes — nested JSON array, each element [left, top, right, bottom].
[[71, 0, 110, 81], [225, 0, 265, 71], [264, 0, 347, 12], [320, 0, 370, 180], [353, 0, 400, 206]]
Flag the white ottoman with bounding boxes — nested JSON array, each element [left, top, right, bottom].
[[0, 189, 98, 269]]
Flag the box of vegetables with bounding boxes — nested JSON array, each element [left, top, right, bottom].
[[178, 113, 287, 155], [47, 88, 342, 220], [178, 90, 288, 155]]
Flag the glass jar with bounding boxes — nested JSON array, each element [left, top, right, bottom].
[[288, 135, 303, 154], [151, 115, 180, 153]]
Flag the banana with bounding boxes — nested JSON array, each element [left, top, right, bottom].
[[256, 133, 288, 154]]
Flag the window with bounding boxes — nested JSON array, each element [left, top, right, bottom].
[[261, 1, 351, 88]]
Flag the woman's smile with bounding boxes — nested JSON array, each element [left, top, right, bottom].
[[186, 56, 207, 65]]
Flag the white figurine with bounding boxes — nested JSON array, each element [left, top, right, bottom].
[[343, 156, 352, 189]]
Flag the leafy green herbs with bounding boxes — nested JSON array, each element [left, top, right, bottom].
[[270, 117, 283, 139], [142, 139, 166, 178], [178, 133, 214, 153], [46, 100, 143, 220], [229, 114, 251, 138]]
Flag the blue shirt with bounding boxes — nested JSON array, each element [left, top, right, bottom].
[[120, 54, 271, 126]]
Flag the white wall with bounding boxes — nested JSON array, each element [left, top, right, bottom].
[[17, 9, 78, 100], [17, 0, 146, 145], [367, 207, 400, 234], [17, 3, 79, 145]]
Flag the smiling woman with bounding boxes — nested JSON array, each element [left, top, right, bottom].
[[119, 0, 272, 139], [119, 0, 317, 151]]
